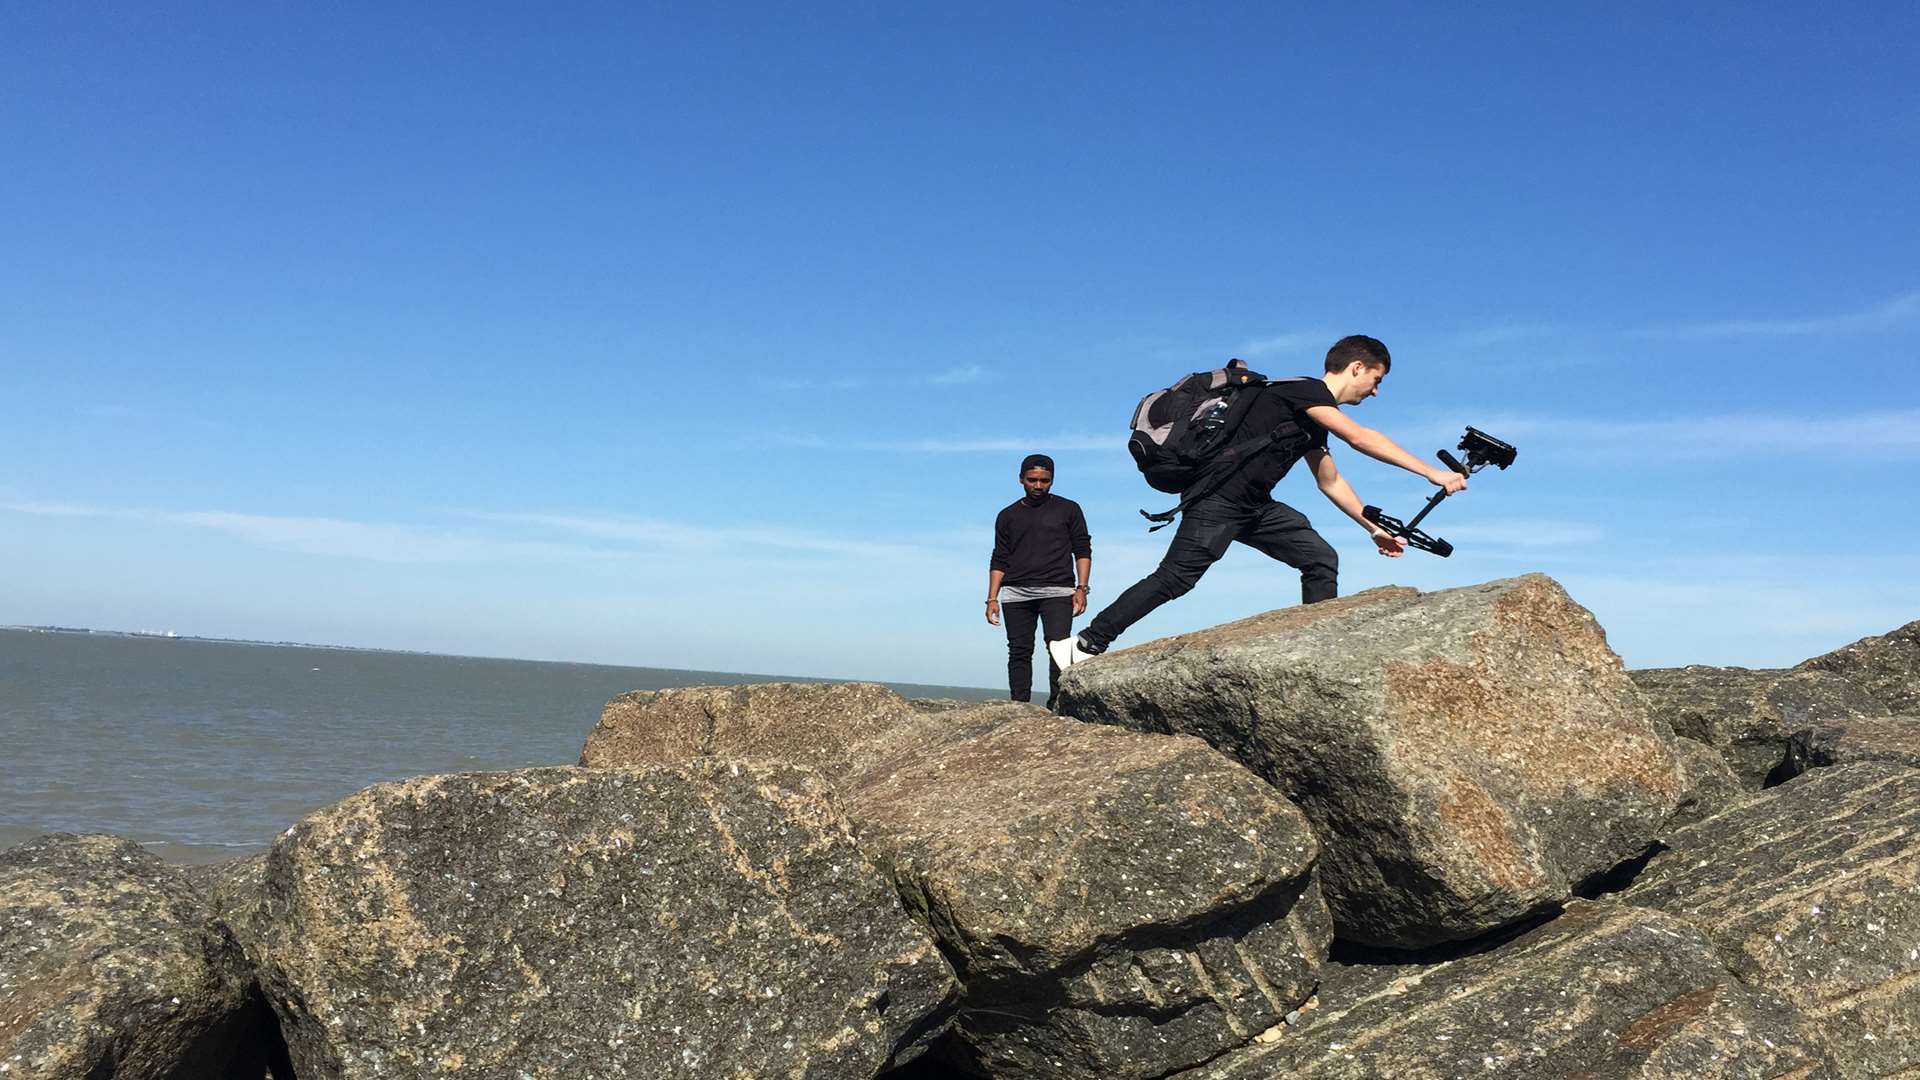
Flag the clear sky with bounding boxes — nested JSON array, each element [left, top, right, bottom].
[[3, 4, 1916, 687]]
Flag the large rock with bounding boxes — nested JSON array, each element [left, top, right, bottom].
[[581, 683, 1331, 1078], [0, 833, 269, 1080], [1622, 763, 1920, 1077], [249, 763, 960, 1080], [1174, 900, 1836, 1079], [581, 680, 1029, 778], [1630, 665, 1888, 787], [179, 851, 269, 935], [848, 715, 1331, 1079], [1663, 735, 1748, 829], [179, 853, 295, 1080], [1798, 617, 1920, 713], [1784, 715, 1920, 777], [1056, 575, 1686, 948]]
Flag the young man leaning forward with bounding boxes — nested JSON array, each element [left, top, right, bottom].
[[987, 453, 1091, 707], [1050, 335, 1465, 669]]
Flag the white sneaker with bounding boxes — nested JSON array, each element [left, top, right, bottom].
[[1048, 635, 1098, 671]]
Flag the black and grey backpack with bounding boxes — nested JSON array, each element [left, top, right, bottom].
[[1128, 360, 1315, 529]]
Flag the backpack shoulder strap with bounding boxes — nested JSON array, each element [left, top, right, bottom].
[[1138, 377, 1319, 531], [1138, 423, 1301, 530]]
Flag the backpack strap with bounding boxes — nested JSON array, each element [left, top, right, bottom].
[[1138, 378, 1320, 530], [1138, 424, 1301, 530]]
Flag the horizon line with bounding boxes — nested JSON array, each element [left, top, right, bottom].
[[0, 623, 1001, 695]]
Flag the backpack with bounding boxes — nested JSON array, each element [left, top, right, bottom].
[[1127, 360, 1270, 495], [1128, 361, 1317, 530]]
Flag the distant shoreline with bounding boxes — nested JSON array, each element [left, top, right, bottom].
[[3, 622, 540, 658], [0, 624, 1000, 701]]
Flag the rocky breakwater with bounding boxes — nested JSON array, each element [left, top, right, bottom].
[[238, 762, 959, 1079], [1176, 900, 1838, 1078], [1616, 761, 1920, 1077], [0, 834, 279, 1080], [10, 582, 1920, 1078], [1053, 578, 1920, 1076], [1055, 573, 1688, 950], [1798, 616, 1920, 713], [582, 684, 1331, 1079], [1628, 616, 1920, 790], [1630, 665, 1888, 787]]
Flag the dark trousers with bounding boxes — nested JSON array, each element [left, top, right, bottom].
[[1003, 595, 1074, 705], [1082, 496, 1337, 652]]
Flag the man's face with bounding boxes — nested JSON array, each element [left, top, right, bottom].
[[1021, 468, 1053, 497], [1342, 362, 1386, 405]]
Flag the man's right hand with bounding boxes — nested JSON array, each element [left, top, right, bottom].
[[985, 599, 1001, 626], [1428, 468, 1468, 494]]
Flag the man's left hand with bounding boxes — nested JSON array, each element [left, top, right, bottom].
[[1370, 528, 1407, 557], [1071, 587, 1088, 616]]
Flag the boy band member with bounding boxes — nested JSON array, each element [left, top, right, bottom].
[[1051, 335, 1464, 670], [987, 453, 1091, 706]]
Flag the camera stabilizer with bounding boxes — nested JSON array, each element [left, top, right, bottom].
[[1362, 427, 1516, 557]]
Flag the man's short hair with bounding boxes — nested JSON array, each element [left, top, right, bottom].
[[1325, 335, 1391, 374]]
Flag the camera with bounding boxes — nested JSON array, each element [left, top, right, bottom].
[[1457, 427, 1517, 472]]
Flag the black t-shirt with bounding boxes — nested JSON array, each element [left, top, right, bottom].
[[1207, 377, 1337, 503]]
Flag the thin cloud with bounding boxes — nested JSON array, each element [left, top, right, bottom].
[[1449, 322, 1563, 349], [758, 376, 864, 392], [1405, 407, 1920, 455], [1634, 290, 1920, 340], [1560, 570, 1920, 666], [897, 434, 1113, 453], [748, 432, 1115, 453], [928, 365, 988, 385], [1405, 291, 1920, 352], [474, 511, 938, 562], [0, 499, 120, 518], [1235, 331, 1328, 358], [0, 495, 983, 576], [173, 511, 536, 563], [1431, 519, 1604, 548], [1, 501, 618, 564], [3, 499, 961, 567]]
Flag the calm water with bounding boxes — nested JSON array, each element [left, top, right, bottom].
[[0, 629, 994, 862]]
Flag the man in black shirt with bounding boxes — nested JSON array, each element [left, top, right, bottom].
[[1051, 335, 1466, 669], [987, 453, 1092, 706]]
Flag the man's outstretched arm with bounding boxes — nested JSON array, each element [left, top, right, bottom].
[[1307, 448, 1406, 558], [1306, 405, 1468, 494]]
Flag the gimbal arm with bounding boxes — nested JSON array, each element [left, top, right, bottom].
[[1397, 450, 1469, 534], [1361, 428, 1516, 558]]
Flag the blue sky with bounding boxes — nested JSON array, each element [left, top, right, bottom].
[[3, 4, 1917, 687]]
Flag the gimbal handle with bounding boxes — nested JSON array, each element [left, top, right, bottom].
[[1398, 449, 1470, 534], [1363, 505, 1453, 557]]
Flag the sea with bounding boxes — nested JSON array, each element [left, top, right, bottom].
[[0, 628, 996, 863]]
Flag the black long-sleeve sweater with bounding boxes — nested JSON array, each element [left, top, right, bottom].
[[990, 495, 1092, 587]]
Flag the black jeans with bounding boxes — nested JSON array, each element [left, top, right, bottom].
[[1081, 496, 1337, 652], [1002, 595, 1074, 705]]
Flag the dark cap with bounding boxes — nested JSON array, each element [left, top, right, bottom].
[[1020, 453, 1054, 476]]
